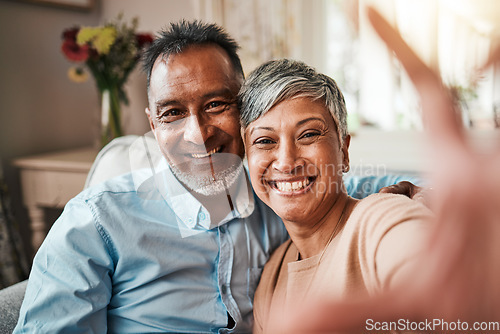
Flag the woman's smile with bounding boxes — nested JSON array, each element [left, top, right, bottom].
[[266, 176, 316, 195]]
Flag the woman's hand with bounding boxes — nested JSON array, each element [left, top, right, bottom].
[[272, 7, 500, 333]]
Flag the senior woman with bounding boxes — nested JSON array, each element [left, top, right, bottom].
[[238, 59, 432, 333]]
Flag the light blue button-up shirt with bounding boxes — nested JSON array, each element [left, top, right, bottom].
[[14, 157, 419, 333], [14, 162, 288, 333], [344, 173, 422, 199]]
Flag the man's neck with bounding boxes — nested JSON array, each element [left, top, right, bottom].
[[188, 169, 249, 227]]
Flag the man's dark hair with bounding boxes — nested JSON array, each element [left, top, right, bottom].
[[142, 20, 244, 90]]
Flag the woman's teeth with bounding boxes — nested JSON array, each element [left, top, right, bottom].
[[275, 178, 311, 192], [191, 146, 221, 158]]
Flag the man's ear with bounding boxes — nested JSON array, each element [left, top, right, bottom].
[[145, 107, 155, 132], [342, 134, 351, 172]]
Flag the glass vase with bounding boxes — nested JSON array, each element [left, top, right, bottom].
[[100, 85, 123, 148]]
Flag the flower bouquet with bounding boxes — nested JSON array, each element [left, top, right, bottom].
[[61, 15, 153, 147]]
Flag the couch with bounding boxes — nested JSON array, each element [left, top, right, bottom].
[[0, 134, 160, 333]]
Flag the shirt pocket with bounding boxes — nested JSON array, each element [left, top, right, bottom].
[[247, 267, 263, 305]]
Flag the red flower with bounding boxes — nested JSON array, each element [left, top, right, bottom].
[[62, 27, 79, 41], [136, 33, 153, 48], [61, 40, 90, 62]]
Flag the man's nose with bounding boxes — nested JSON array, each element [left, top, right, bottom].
[[272, 140, 304, 174], [183, 115, 210, 146]]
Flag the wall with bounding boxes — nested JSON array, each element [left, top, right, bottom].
[[0, 0, 101, 258], [99, 0, 197, 137], [0, 0, 197, 259]]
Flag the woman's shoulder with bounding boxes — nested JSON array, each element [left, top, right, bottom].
[[344, 193, 433, 243], [354, 192, 432, 220], [346, 194, 433, 290]]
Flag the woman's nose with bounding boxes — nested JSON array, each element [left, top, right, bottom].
[[272, 141, 304, 173]]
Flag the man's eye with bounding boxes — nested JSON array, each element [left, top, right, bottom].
[[206, 101, 229, 113], [157, 109, 186, 123]]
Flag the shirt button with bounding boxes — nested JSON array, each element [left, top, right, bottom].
[[219, 226, 226, 233], [198, 211, 206, 221]]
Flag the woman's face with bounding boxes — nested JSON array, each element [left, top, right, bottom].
[[244, 96, 350, 223]]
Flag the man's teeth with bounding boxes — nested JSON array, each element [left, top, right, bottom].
[[191, 147, 220, 158], [275, 178, 311, 192]]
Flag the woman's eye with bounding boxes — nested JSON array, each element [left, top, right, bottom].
[[301, 131, 321, 139], [254, 138, 275, 146]]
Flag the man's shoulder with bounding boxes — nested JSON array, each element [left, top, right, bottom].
[[76, 169, 161, 204], [344, 173, 424, 199]]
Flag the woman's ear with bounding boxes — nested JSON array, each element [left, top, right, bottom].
[[241, 126, 246, 146]]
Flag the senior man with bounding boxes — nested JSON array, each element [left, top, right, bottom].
[[14, 20, 418, 333]]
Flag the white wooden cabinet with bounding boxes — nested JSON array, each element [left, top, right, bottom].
[[13, 147, 98, 251]]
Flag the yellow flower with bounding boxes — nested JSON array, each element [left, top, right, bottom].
[[67, 67, 89, 83], [77, 26, 117, 55]]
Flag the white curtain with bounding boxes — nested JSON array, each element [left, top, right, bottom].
[[191, 0, 302, 74], [191, 0, 499, 129], [356, 0, 499, 130]]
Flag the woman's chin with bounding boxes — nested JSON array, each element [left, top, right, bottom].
[[271, 203, 314, 224], [276, 212, 308, 224]]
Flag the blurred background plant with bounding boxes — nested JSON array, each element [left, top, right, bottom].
[[449, 84, 479, 128], [61, 14, 153, 147]]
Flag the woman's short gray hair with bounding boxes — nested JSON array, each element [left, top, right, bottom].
[[238, 59, 348, 142]]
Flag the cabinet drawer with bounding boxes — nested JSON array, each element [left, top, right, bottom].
[[20, 169, 87, 208]]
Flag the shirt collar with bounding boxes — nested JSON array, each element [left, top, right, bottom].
[[153, 158, 254, 233]]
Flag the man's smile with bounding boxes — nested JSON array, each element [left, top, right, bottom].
[[189, 145, 223, 159]]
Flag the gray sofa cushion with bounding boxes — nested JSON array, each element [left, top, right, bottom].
[[0, 280, 27, 333]]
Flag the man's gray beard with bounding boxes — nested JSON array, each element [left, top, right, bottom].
[[171, 160, 244, 196]]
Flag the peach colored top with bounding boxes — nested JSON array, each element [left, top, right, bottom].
[[253, 193, 432, 334]]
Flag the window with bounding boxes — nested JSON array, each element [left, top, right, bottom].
[[320, 0, 499, 130]]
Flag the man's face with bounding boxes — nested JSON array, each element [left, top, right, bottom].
[[146, 45, 245, 195]]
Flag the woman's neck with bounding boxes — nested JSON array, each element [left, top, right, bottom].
[[285, 194, 356, 260]]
